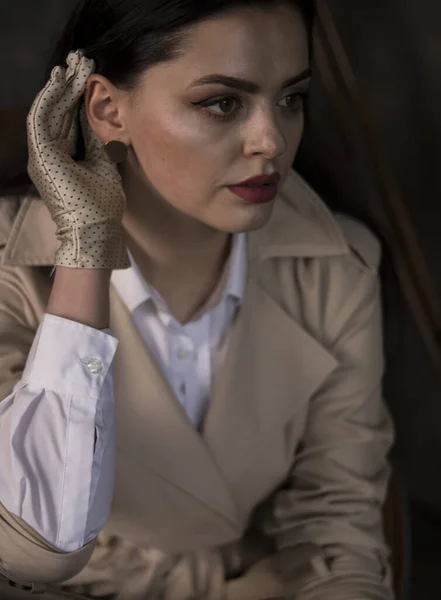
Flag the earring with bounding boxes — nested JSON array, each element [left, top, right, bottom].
[[104, 140, 128, 164]]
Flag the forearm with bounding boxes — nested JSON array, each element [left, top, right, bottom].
[[46, 267, 112, 330]]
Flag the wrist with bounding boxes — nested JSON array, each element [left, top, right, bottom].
[[47, 267, 112, 330]]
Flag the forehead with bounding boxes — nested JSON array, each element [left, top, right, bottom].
[[143, 4, 309, 88]]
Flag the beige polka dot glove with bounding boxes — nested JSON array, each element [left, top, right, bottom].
[[27, 49, 130, 270]]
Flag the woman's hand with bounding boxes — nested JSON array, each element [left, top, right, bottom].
[[27, 49, 130, 270]]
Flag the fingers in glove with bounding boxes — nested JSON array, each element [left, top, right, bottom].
[[27, 50, 95, 151], [79, 102, 104, 164], [61, 50, 95, 143]]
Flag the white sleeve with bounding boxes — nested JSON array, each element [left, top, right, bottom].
[[0, 312, 118, 552]]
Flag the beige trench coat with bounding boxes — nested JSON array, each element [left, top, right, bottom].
[[0, 169, 394, 600]]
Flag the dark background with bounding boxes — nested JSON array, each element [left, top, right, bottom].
[[2, 1, 441, 598]]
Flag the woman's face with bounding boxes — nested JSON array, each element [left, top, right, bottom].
[[121, 3, 310, 233]]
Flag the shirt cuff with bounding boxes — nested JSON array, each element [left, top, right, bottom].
[[22, 313, 118, 398]]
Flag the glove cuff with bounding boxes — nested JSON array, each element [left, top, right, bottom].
[[54, 220, 131, 270]]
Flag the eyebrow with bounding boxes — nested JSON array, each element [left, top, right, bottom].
[[188, 68, 311, 93]]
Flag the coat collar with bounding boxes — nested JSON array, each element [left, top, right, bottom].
[[0, 169, 349, 268]]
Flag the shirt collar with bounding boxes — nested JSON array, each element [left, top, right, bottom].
[[110, 231, 247, 316]]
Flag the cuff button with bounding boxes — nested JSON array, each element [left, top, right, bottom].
[[81, 356, 104, 374]]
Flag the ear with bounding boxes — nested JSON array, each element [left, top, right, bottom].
[[84, 74, 131, 145]]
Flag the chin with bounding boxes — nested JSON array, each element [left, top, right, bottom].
[[230, 201, 275, 233]]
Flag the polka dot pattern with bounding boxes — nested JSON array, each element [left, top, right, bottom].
[[26, 49, 130, 270]]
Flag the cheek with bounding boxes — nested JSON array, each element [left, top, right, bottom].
[[129, 108, 232, 201], [287, 109, 305, 142]]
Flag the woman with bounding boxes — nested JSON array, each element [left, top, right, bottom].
[[0, 0, 394, 598]]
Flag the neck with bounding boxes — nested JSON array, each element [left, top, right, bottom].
[[119, 153, 232, 323]]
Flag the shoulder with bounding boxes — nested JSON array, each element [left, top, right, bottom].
[[276, 177, 384, 340]]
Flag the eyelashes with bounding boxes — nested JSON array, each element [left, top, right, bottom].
[[191, 91, 309, 122]]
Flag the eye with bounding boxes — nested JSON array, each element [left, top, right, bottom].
[[209, 96, 241, 116], [191, 95, 243, 121], [278, 92, 308, 111]]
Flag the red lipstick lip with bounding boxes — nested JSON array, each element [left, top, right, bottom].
[[227, 183, 279, 204], [231, 172, 281, 186]]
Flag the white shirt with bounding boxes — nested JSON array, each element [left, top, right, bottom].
[[0, 233, 247, 552], [112, 233, 247, 428]]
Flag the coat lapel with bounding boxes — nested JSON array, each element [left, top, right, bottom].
[[109, 284, 241, 528], [203, 271, 339, 520]]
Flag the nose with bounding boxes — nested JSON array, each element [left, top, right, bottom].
[[242, 106, 288, 160]]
